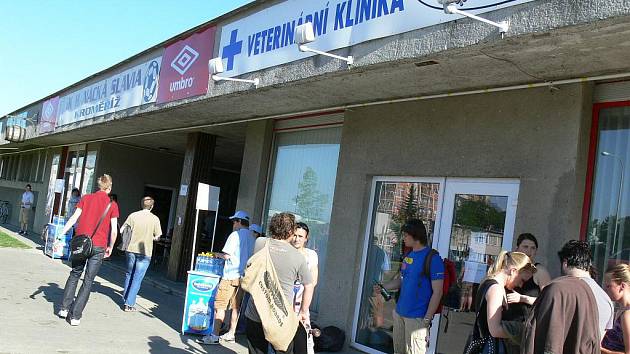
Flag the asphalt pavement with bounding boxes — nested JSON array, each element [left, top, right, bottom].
[[0, 226, 248, 354]]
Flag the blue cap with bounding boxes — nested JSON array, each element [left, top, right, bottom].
[[229, 210, 250, 221], [249, 224, 263, 234]]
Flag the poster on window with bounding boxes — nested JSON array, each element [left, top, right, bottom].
[[463, 260, 487, 284]]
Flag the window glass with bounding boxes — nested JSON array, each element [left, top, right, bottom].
[[263, 126, 342, 314], [82, 151, 98, 195], [45, 153, 60, 219], [23, 153, 34, 181], [355, 181, 441, 353], [588, 106, 630, 281]]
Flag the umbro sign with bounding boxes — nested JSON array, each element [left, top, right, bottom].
[[157, 26, 216, 104]]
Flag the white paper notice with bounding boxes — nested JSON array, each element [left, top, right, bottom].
[[463, 261, 488, 284], [179, 184, 188, 196], [54, 179, 65, 193]]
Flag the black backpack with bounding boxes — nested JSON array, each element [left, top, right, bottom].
[[313, 324, 345, 352]]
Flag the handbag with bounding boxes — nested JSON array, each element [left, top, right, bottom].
[[463, 280, 507, 354], [241, 239, 299, 351], [117, 224, 132, 251], [70, 202, 112, 262]]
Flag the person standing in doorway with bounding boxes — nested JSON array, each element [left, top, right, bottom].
[[19, 184, 34, 235], [57, 174, 119, 326], [199, 210, 254, 345], [121, 196, 162, 312], [378, 219, 444, 354]]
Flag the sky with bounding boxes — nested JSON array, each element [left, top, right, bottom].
[[0, 0, 254, 117]]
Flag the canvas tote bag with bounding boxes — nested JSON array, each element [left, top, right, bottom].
[[241, 240, 299, 351]]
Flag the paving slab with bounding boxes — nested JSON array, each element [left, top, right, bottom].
[[0, 233, 248, 354]]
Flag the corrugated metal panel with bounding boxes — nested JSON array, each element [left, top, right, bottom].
[[594, 81, 630, 103]]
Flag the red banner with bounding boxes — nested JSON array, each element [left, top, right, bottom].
[[158, 26, 216, 104], [39, 96, 59, 133]]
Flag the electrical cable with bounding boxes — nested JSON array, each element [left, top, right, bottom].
[[417, 0, 519, 11]]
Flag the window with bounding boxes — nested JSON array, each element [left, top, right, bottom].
[[45, 153, 61, 218], [1, 155, 19, 181], [587, 104, 630, 280], [263, 126, 342, 314], [18, 153, 33, 182], [82, 151, 98, 195]]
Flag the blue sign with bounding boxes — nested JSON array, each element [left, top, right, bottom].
[[218, 0, 534, 77], [182, 272, 220, 335]]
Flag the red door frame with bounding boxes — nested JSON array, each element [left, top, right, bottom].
[[580, 100, 630, 239]]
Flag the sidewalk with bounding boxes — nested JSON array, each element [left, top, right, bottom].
[[0, 225, 248, 354]]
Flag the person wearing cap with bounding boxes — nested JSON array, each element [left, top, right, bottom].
[[199, 210, 255, 345], [249, 224, 264, 238]]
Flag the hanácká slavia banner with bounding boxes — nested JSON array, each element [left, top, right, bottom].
[[56, 57, 162, 126]]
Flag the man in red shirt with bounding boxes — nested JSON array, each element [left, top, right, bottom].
[[57, 174, 120, 326]]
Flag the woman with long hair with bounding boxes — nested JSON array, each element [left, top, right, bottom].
[[465, 251, 536, 353], [602, 264, 630, 354]]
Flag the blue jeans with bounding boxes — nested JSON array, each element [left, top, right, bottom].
[[61, 247, 105, 320], [123, 252, 151, 307]]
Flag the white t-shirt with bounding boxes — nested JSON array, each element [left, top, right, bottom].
[[581, 277, 615, 339], [304, 248, 318, 270], [21, 191, 34, 209], [222, 228, 255, 280], [293, 248, 319, 312]]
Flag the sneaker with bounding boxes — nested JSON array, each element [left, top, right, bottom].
[[196, 334, 220, 345], [123, 305, 137, 312], [57, 309, 68, 318], [220, 333, 235, 342], [69, 318, 80, 326]]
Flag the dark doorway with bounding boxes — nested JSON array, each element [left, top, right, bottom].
[[143, 186, 174, 236]]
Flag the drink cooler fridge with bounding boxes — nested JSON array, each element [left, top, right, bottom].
[[44, 216, 73, 260], [182, 271, 220, 335]]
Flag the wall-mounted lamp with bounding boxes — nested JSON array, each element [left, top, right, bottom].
[[438, 0, 509, 34], [208, 58, 260, 87], [295, 23, 353, 67]]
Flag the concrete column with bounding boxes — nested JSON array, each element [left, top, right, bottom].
[[235, 120, 274, 225], [167, 132, 216, 280]]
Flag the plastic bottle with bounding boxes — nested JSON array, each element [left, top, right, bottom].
[[201, 254, 208, 273]]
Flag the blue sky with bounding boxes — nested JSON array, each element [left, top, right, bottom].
[[0, 0, 253, 117]]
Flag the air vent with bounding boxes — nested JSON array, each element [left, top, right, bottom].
[[414, 60, 439, 67]]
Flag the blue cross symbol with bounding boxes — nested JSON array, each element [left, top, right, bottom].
[[222, 29, 242, 72]]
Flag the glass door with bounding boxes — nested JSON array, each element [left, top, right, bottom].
[[432, 179, 520, 354], [352, 177, 445, 354]]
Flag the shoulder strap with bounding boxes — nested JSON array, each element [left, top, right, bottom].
[[90, 202, 112, 239], [422, 249, 439, 278], [472, 279, 498, 339]]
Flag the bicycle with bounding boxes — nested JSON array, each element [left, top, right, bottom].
[[0, 200, 9, 224]]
